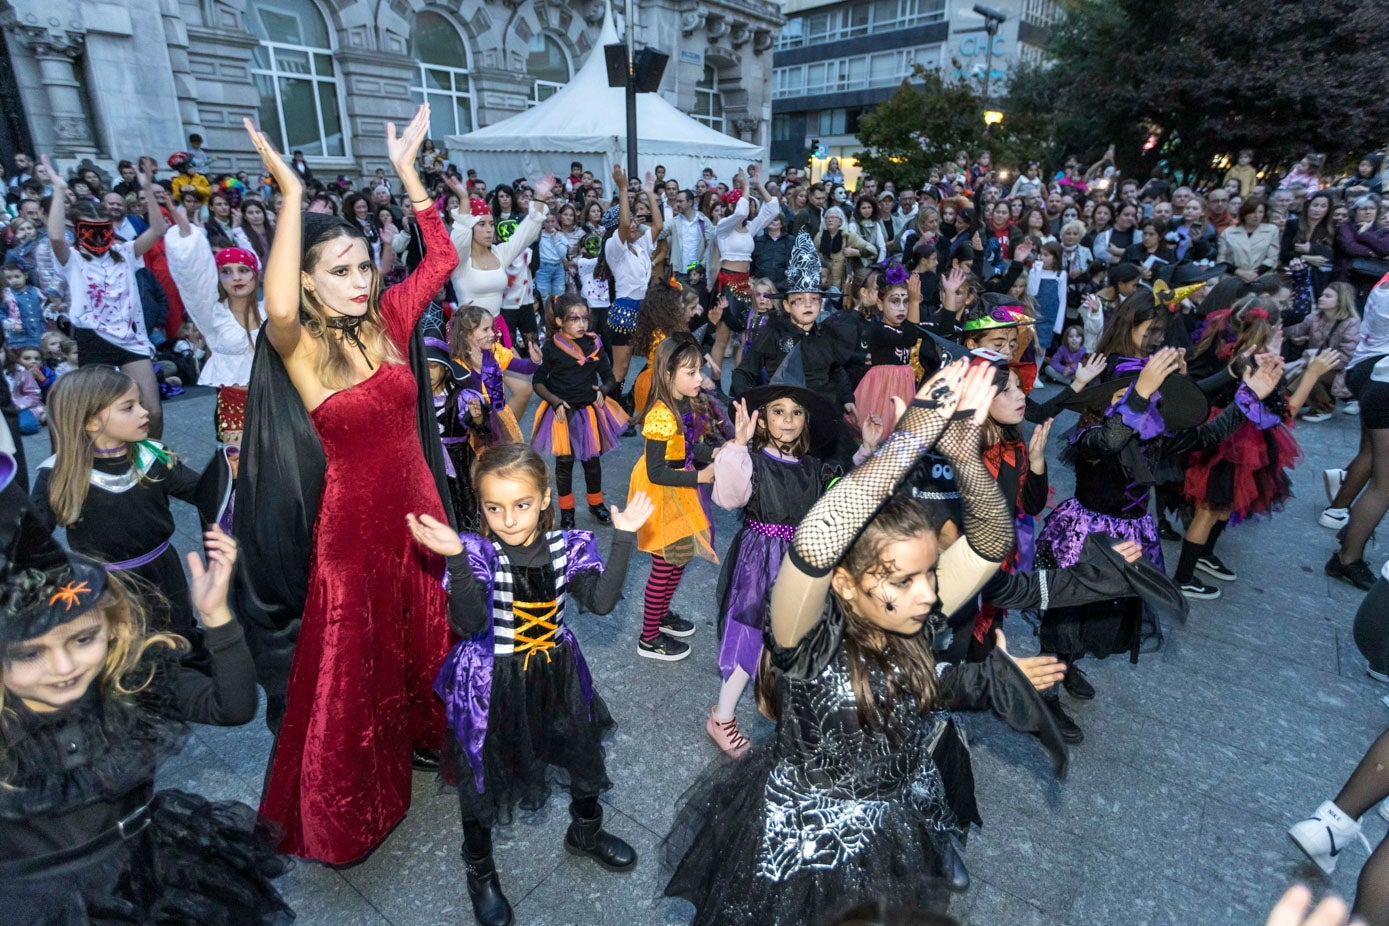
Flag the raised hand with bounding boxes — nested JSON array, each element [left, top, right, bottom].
[[860, 413, 885, 453], [532, 173, 557, 204], [1072, 352, 1107, 390], [907, 271, 921, 304], [1244, 353, 1285, 399], [386, 104, 432, 175], [443, 173, 467, 199], [611, 164, 627, 190], [1306, 349, 1342, 378], [942, 265, 967, 294], [243, 118, 302, 194], [1013, 236, 1035, 263], [953, 360, 1000, 428], [732, 399, 759, 446], [1135, 347, 1182, 398], [912, 357, 970, 420], [406, 512, 464, 556], [610, 491, 655, 532], [40, 155, 66, 192], [1027, 418, 1053, 474], [187, 525, 238, 627]]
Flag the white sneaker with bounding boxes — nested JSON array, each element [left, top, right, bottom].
[[1320, 507, 1350, 530], [1343, 401, 1361, 416], [1324, 469, 1346, 505], [1289, 800, 1371, 874], [1302, 411, 1334, 423]]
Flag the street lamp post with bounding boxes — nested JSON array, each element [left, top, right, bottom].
[[967, 4, 1007, 107]]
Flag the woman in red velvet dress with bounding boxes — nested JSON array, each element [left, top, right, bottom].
[[237, 106, 488, 864]]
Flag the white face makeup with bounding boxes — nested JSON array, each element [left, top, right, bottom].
[[303, 234, 373, 317]]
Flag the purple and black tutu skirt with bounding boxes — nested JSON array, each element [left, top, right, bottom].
[[715, 523, 794, 681], [531, 398, 629, 461], [1035, 497, 1163, 571]]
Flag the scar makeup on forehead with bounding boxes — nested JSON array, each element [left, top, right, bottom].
[[334, 242, 355, 259]]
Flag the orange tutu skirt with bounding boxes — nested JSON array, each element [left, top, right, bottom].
[[628, 458, 716, 565]]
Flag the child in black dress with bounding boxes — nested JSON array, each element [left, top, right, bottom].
[[531, 294, 629, 528], [0, 453, 291, 925], [30, 366, 214, 665], [407, 444, 651, 926], [424, 309, 486, 531]]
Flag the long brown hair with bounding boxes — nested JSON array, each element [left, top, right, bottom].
[[470, 443, 555, 538], [1094, 288, 1162, 358], [636, 334, 711, 430], [299, 219, 399, 390], [0, 575, 182, 784], [756, 496, 943, 734], [46, 367, 159, 525], [448, 304, 491, 366], [1192, 295, 1277, 375]]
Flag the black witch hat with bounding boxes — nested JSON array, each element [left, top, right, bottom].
[[0, 452, 109, 646], [421, 303, 466, 380]]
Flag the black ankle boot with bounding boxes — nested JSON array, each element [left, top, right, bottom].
[[463, 850, 513, 926], [564, 804, 637, 871], [589, 503, 611, 523], [1041, 691, 1084, 744], [560, 508, 576, 529]]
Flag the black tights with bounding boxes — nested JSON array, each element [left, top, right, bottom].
[[462, 794, 601, 859], [555, 455, 603, 504], [1340, 427, 1389, 562], [1334, 728, 1389, 925]]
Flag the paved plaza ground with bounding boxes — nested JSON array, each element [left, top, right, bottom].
[[22, 378, 1387, 925]]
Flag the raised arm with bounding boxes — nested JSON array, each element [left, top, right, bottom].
[[243, 117, 305, 357], [132, 164, 167, 257], [163, 208, 221, 336], [41, 155, 70, 265], [614, 164, 633, 243], [642, 171, 663, 242], [769, 360, 987, 648]]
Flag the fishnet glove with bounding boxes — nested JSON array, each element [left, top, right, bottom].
[[790, 402, 951, 576], [937, 416, 1015, 563]]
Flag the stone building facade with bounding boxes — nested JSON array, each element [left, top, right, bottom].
[[0, 0, 781, 182]]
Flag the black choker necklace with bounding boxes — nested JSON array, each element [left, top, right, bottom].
[[325, 314, 374, 369], [93, 445, 127, 456]]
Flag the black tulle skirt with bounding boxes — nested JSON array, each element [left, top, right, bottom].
[[448, 639, 615, 827], [6, 789, 293, 926], [661, 746, 956, 926]]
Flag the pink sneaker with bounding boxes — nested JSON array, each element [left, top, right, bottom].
[[706, 710, 750, 758]]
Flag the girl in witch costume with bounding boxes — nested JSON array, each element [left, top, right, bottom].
[[628, 337, 723, 663], [853, 264, 926, 432], [662, 360, 1070, 925], [162, 203, 266, 448], [450, 305, 538, 446], [235, 106, 460, 864], [1032, 349, 1286, 743], [531, 294, 629, 528], [1171, 298, 1304, 600], [406, 444, 652, 926], [0, 453, 293, 925], [31, 367, 214, 667], [705, 384, 842, 757], [425, 308, 487, 532]]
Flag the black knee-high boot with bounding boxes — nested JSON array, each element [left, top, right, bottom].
[[564, 796, 636, 871], [462, 822, 512, 926]]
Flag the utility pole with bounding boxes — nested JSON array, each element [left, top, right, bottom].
[[625, 0, 638, 179]]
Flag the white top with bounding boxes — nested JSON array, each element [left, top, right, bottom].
[[448, 202, 544, 312], [575, 255, 610, 307], [604, 230, 655, 302], [60, 240, 154, 356], [1351, 280, 1389, 369], [715, 196, 781, 264], [163, 225, 265, 387]]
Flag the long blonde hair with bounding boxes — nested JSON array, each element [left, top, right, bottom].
[[299, 224, 399, 390], [0, 574, 183, 784], [46, 367, 151, 526]]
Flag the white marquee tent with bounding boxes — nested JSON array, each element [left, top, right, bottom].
[[445, 10, 763, 187]]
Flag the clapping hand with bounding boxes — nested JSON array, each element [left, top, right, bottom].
[[406, 512, 464, 557], [1027, 418, 1053, 475], [1243, 353, 1285, 399], [610, 492, 654, 532], [860, 413, 885, 453], [1305, 349, 1342, 379]]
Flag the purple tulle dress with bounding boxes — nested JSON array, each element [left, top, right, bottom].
[[714, 449, 828, 681]]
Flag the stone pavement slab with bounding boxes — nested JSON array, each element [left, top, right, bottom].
[[20, 379, 1386, 925]]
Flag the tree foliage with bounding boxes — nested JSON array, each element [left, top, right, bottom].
[[853, 66, 1047, 189], [1005, 0, 1388, 180]]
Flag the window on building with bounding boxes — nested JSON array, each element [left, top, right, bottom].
[[775, 0, 946, 49], [692, 65, 726, 132], [1022, 0, 1060, 26], [527, 34, 570, 107], [246, 0, 347, 158], [410, 12, 473, 136], [772, 114, 794, 141]]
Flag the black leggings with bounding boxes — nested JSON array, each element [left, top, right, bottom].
[[556, 455, 603, 505], [1332, 728, 1389, 925], [461, 794, 601, 857]]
